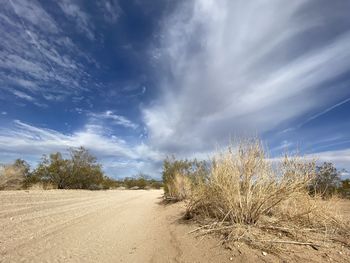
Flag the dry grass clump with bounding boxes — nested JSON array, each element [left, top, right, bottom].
[[0, 165, 25, 190], [187, 140, 350, 251], [27, 182, 57, 190], [167, 173, 192, 201]]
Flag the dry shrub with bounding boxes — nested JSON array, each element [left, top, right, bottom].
[[187, 140, 350, 251], [167, 173, 192, 201], [28, 182, 57, 190], [0, 165, 25, 190]]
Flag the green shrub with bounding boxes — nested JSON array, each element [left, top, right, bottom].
[[101, 176, 119, 189], [26, 147, 104, 190], [309, 162, 341, 198], [122, 174, 163, 190], [162, 156, 208, 199], [150, 180, 163, 189], [338, 179, 350, 198]]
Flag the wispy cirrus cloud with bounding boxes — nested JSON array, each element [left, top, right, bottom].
[[297, 97, 350, 129], [88, 110, 138, 129], [58, 0, 95, 40], [144, 0, 350, 156], [0, 0, 98, 106], [8, 0, 59, 33], [97, 0, 121, 24]]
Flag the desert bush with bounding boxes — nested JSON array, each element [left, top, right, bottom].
[[122, 174, 162, 190], [27, 182, 57, 190], [124, 177, 146, 189], [101, 176, 119, 190], [29, 152, 71, 189], [162, 157, 208, 200], [309, 162, 342, 198], [162, 157, 192, 194], [166, 173, 192, 200], [150, 180, 163, 189], [68, 147, 104, 189], [338, 179, 350, 198], [186, 140, 349, 250], [188, 140, 315, 224], [0, 159, 30, 190], [27, 147, 105, 190]]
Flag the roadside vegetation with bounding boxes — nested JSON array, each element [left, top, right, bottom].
[[0, 159, 31, 190], [162, 157, 209, 201], [162, 139, 350, 253], [123, 174, 163, 190], [0, 147, 162, 190]]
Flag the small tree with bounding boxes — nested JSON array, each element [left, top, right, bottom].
[[311, 162, 341, 198], [30, 153, 70, 189], [30, 147, 104, 190], [13, 159, 30, 176], [69, 147, 104, 189]]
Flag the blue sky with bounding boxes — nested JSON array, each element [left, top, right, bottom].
[[1, 0, 350, 179]]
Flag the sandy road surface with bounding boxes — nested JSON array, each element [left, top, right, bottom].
[[0, 190, 231, 263]]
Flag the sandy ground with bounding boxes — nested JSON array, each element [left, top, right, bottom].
[[0, 190, 234, 263], [1, 190, 349, 263]]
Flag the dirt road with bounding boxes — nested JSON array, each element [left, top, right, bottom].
[[0, 190, 231, 263]]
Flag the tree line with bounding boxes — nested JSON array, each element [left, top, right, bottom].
[[0, 147, 162, 190]]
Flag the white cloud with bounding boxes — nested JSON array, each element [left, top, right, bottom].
[[8, 0, 59, 33], [341, 171, 350, 179], [271, 140, 294, 152], [0, 0, 97, 104], [88, 111, 138, 129], [0, 120, 161, 177], [306, 148, 350, 164], [143, 0, 350, 156], [98, 0, 121, 23], [305, 148, 350, 173], [0, 120, 133, 158], [58, 0, 95, 40], [12, 90, 35, 102]]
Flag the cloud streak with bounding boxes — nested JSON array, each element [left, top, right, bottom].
[[0, 0, 98, 105], [298, 97, 350, 128], [144, 0, 350, 156], [88, 111, 138, 129], [58, 0, 95, 40]]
